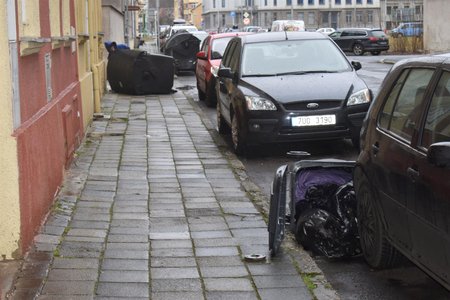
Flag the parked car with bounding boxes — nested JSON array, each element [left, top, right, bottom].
[[243, 26, 263, 32], [391, 22, 423, 37], [316, 27, 335, 35], [216, 31, 371, 155], [195, 32, 253, 107], [329, 28, 389, 56], [354, 54, 450, 291]]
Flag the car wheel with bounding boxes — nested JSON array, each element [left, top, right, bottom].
[[352, 43, 364, 56], [197, 82, 206, 101], [216, 101, 230, 134], [231, 113, 247, 155], [204, 78, 217, 108], [356, 179, 401, 268], [371, 51, 381, 55]]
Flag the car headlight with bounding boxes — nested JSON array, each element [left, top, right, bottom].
[[245, 96, 277, 111], [347, 89, 371, 106]]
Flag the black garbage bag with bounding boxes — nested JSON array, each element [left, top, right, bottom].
[[294, 169, 361, 258], [107, 50, 174, 95], [163, 32, 200, 73]]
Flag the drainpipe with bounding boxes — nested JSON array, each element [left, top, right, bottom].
[[7, 0, 20, 129]]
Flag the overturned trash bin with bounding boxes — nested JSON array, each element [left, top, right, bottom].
[[107, 50, 174, 95], [268, 158, 361, 258], [163, 32, 201, 75]]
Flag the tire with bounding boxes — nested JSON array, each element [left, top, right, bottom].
[[197, 82, 206, 101], [204, 78, 217, 108], [216, 101, 230, 134], [356, 179, 401, 269], [353, 43, 364, 56], [231, 113, 247, 155], [371, 51, 381, 56]]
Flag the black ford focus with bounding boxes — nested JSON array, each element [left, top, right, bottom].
[[216, 31, 371, 155]]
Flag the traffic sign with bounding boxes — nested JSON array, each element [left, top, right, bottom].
[[230, 11, 236, 17], [243, 17, 250, 25], [243, 12, 250, 18]]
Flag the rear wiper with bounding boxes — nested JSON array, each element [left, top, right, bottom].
[[275, 70, 339, 76]]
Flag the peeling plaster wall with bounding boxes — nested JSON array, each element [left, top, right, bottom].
[[424, 0, 450, 53], [0, 1, 21, 259]]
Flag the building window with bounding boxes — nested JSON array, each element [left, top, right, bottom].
[[213, 0, 216, 9], [356, 0, 362, 4], [287, 0, 292, 5], [346, 11, 352, 24], [298, 0, 303, 4], [356, 10, 362, 22], [287, 12, 292, 19], [222, 14, 226, 26], [319, 0, 325, 4], [415, 5, 421, 15], [346, 0, 351, 4], [222, 0, 225, 7], [274, 0, 277, 6], [335, 0, 341, 5], [273, 12, 278, 20], [265, 0, 268, 5], [308, 0, 314, 4], [367, 0, 373, 4], [386, 6, 391, 15], [367, 10, 373, 23], [298, 12, 304, 20], [308, 12, 315, 24]]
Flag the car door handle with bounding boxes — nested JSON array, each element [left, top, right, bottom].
[[407, 167, 420, 182], [371, 142, 379, 155]]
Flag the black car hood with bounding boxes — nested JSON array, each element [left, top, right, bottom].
[[240, 72, 365, 103]]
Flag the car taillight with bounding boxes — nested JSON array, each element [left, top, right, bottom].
[[369, 36, 378, 42]]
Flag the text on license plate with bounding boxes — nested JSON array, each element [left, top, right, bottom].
[[291, 115, 336, 127]]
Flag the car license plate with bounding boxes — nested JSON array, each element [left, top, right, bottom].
[[291, 115, 336, 127]]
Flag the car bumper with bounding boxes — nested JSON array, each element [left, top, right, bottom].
[[244, 105, 368, 145]]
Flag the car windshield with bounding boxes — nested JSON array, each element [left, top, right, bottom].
[[241, 39, 352, 77], [211, 37, 233, 57]]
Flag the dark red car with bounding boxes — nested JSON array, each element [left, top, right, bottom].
[[354, 54, 450, 290], [195, 32, 252, 107]]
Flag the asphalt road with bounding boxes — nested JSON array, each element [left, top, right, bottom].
[[176, 53, 450, 299]]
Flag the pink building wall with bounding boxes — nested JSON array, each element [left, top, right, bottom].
[[14, 0, 83, 254]]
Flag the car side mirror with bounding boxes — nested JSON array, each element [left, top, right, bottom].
[[352, 61, 362, 71], [218, 67, 233, 79], [427, 142, 450, 168], [196, 51, 207, 59]]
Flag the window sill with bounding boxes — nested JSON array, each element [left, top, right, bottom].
[[20, 37, 50, 56]]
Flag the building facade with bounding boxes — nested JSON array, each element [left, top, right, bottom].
[[423, 0, 450, 53], [379, 0, 423, 30], [0, 0, 106, 260], [202, 0, 381, 31]]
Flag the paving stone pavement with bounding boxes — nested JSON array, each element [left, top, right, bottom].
[[5, 75, 338, 299]]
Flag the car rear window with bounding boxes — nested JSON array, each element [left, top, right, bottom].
[[371, 30, 387, 38]]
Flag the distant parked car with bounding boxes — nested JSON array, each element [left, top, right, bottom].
[[316, 27, 335, 35], [243, 26, 263, 32], [354, 54, 450, 291], [391, 22, 423, 37], [329, 28, 389, 56], [195, 32, 253, 107], [216, 31, 371, 155]]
